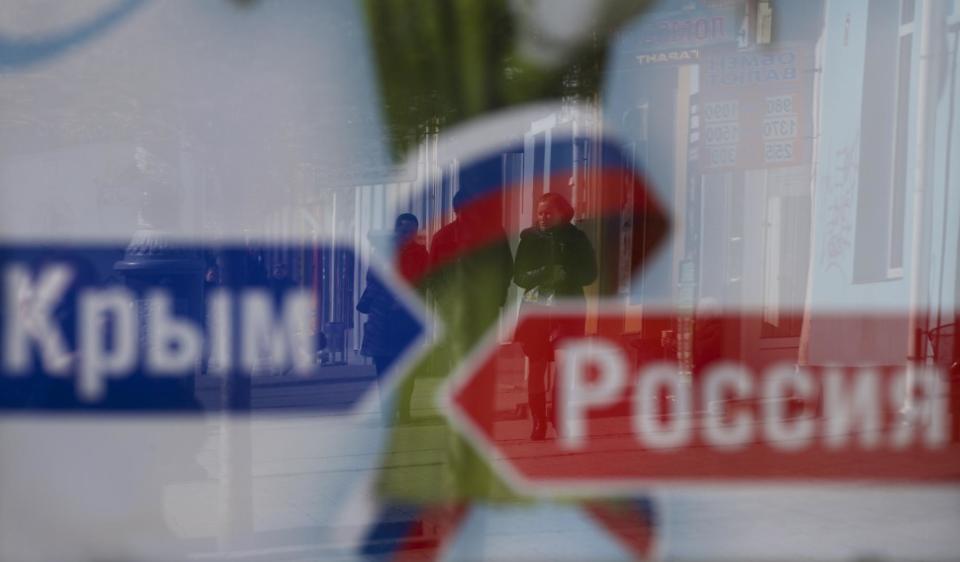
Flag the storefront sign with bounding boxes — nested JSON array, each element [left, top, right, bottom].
[[627, 0, 744, 66], [699, 43, 815, 170]]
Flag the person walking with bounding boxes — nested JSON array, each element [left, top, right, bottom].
[[358, 213, 429, 423], [513, 193, 597, 440]]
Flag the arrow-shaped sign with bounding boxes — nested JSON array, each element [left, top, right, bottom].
[[367, 116, 674, 559], [441, 306, 960, 496], [0, 243, 426, 413]]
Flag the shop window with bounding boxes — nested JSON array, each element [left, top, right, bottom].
[[853, 0, 914, 282]]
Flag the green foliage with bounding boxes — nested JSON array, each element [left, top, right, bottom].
[[363, 0, 613, 159]]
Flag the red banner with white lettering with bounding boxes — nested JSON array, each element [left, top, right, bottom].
[[442, 309, 960, 495]]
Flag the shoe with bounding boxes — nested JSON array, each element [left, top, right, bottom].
[[547, 403, 559, 437], [528, 391, 548, 441], [530, 419, 546, 441]]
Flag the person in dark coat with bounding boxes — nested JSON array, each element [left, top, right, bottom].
[[513, 192, 597, 440], [394, 213, 429, 287], [428, 190, 513, 328], [412, 188, 513, 492], [358, 213, 430, 423], [357, 273, 407, 375]]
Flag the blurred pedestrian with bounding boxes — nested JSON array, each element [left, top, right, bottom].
[[359, 213, 430, 423], [394, 213, 429, 286], [513, 192, 597, 440]]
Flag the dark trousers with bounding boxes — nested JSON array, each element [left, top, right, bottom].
[[374, 355, 413, 423], [527, 358, 555, 426]]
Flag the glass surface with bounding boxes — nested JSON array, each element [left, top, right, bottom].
[[1, 1, 959, 560]]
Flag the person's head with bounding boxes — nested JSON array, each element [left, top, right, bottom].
[[536, 193, 574, 231], [451, 190, 483, 226], [394, 213, 419, 242], [451, 191, 468, 216], [205, 264, 220, 284]]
